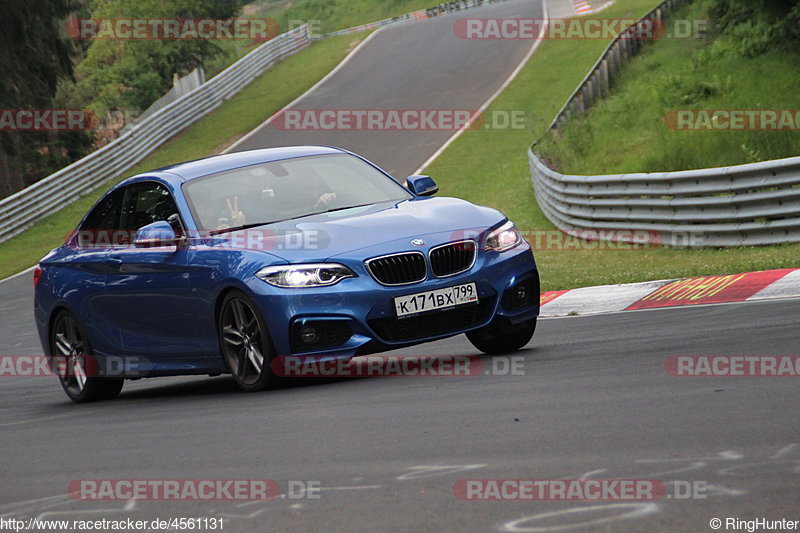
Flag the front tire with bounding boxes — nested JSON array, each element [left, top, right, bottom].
[[219, 291, 281, 392], [466, 317, 536, 355], [50, 310, 124, 403]]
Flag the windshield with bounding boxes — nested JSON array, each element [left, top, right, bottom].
[[183, 153, 412, 232]]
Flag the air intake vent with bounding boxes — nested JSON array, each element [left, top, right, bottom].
[[368, 297, 492, 342], [430, 240, 476, 277], [366, 252, 426, 285]]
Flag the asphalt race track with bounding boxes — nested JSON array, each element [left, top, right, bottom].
[[2, 1, 799, 531]]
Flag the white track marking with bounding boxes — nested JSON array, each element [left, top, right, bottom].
[[771, 443, 798, 459], [0, 265, 35, 285], [318, 485, 382, 491], [0, 413, 86, 429], [36, 499, 136, 520], [541, 280, 669, 317], [638, 462, 707, 477], [636, 451, 743, 463], [222, 28, 386, 154], [718, 460, 800, 476], [698, 484, 748, 497], [0, 495, 72, 517], [413, 0, 551, 175], [499, 503, 659, 532], [748, 270, 800, 301], [236, 484, 381, 508], [541, 295, 800, 319], [219, 508, 270, 520], [577, 469, 606, 480], [396, 464, 486, 480]]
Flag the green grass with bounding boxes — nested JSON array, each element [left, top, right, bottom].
[[537, 1, 800, 174], [0, 33, 364, 280], [424, 0, 800, 291]]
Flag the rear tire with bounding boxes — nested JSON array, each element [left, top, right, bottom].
[[218, 291, 281, 392], [466, 317, 536, 355], [50, 310, 123, 403]]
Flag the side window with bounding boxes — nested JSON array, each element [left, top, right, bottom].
[[78, 188, 126, 248], [121, 182, 184, 241]]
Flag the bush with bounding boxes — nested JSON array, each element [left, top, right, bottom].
[[705, 0, 800, 56]]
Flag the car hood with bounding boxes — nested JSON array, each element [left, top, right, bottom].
[[211, 196, 506, 262]]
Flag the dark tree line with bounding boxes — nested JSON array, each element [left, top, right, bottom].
[[0, 0, 91, 199], [0, 0, 244, 200]]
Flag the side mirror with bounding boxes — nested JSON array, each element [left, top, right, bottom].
[[134, 221, 181, 248], [406, 175, 439, 196]]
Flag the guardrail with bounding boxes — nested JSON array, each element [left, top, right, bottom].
[[0, 25, 311, 244], [530, 0, 800, 247], [529, 149, 800, 247]]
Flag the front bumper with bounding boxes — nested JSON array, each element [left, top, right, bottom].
[[246, 242, 539, 358]]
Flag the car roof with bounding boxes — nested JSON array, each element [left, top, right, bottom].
[[140, 146, 347, 182]]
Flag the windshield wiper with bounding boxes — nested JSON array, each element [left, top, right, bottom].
[[317, 203, 376, 215], [208, 221, 284, 236], [207, 204, 378, 235]]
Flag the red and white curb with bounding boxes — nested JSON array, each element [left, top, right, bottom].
[[539, 268, 800, 317], [573, 0, 594, 15], [573, 0, 615, 15], [548, 0, 615, 20]]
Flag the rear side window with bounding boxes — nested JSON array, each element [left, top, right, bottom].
[[78, 188, 126, 247]]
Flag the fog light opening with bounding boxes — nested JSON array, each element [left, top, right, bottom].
[[516, 285, 527, 302], [300, 326, 318, 345]]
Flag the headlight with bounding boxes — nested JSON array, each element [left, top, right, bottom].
[[256, 263, 356, 288], [485, 221, 522, 252]]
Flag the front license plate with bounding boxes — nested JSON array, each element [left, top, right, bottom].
[[394, 282, 478, 318]]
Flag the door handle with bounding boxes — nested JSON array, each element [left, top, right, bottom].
[[105, 256, 122, 265]]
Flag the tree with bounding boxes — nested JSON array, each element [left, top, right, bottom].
[[0, 0, 92, 198], [68, 0, 244, 116]]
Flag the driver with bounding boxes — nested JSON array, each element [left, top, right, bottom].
[[190, 185, 244, 231]]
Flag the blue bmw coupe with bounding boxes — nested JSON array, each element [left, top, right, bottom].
[[34, 147, 539, 401]]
